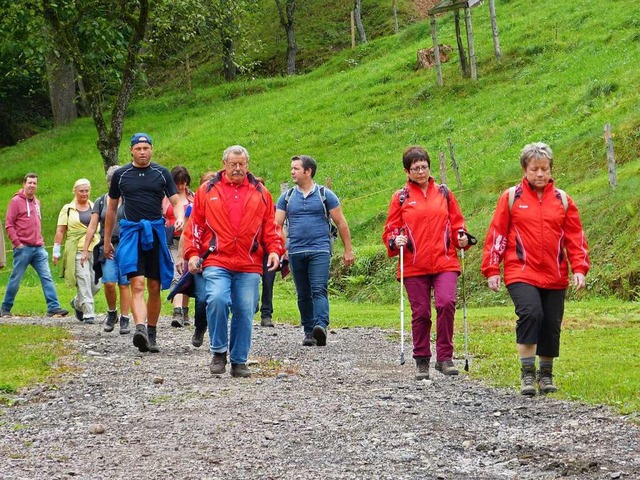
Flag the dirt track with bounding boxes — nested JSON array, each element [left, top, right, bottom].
[[0, 316, 638, 479]]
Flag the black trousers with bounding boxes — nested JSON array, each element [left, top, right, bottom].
[[506, 282, 566, 358], [260, 254, 276, 318]]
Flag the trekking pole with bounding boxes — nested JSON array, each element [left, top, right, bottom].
[[399, 229, 406, 365], [458, 229, 469, 372]]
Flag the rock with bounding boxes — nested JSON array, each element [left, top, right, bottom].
[[153, 376, 164, 385], [89, 424, 105, 434]]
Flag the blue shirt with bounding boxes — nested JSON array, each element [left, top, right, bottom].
[[276, 184, 340, 254]]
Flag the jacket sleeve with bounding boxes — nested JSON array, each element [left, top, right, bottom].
[[5, 199, 21, 247], [563, 196, 590, 276], [183, 185, 205, 260], [260, 187, 285, 257], [447, 191, 469, 250], [481, 191, 511, 278], [382, 191, 402, 258]]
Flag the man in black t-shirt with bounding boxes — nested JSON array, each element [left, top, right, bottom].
[[104, 133, 185, 353]]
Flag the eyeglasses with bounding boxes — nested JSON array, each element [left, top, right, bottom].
[[409, 165, 429, 173], [226, 162, 248, 169]]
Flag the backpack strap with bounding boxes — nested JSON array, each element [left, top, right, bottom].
[[398, 186, 409, 206], [283, 187, 295, 212], [508, 185, 567, 212]]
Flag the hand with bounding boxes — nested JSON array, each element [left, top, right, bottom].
[[395, 234, 408, 247], [188, 256, 202, 274], [573, 273, 586, 290], [176, 260, 185, 275], [266, 252, 280, 272], [488, 275, 501, 292], [52, 256, 59, 266], [343, 250, 355, 267], [458, 234, 469, 248], [173, 217, 185, 232], [103, 240, 114, 260], [80, 251, 88, 267]]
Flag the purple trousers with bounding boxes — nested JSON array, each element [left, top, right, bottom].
[[404, 271, 459, 361]]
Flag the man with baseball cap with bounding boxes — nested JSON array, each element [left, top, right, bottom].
[[103, 132, 185, 353]]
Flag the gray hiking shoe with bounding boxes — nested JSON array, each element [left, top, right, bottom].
[[521, 365, 537, 396], [47, 307, 69, 318], [119, 315, 131, 334], [537, 367, 558, 394], [83, 316, 95, 324], [133, 324, 150, 353], [171, 307, 184, 328], [230, 363, 251, 378], [210, 352, 227, 375], [435, 360, 459, 376], [1, 308, 12, 317], [104, 310, 117, 332], [260, 316, 274, 327], [312, 325, 327, 346], [415, 357, 430, 381], [302, 334, 317, 347], [182, 306, 190, 326], [70, 299, 83, 322]]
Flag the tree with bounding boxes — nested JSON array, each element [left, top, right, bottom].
[[354, 0, 367, 44], [41, 0, 150, 171], [275, 0, 297, 75], [45, 51, 77, 126]]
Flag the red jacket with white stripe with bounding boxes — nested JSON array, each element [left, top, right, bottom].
[[183, 171, 284, 274], [481, 178, 590, 289], [382, 178, 469, 279]]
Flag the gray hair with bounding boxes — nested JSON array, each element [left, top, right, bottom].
[[106, 165, 120, 184], [520, 142, 554, 169], [222, 145, 250, 163]]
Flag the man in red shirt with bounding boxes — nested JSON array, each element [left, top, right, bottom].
[[184, 145, 284, 378]]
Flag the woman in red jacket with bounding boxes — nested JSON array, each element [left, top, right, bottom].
[[383, 146, 473, 380], [481, 142, 590, 396]]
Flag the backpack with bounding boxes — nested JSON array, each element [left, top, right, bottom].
[[398, 183, 451, 207], [507, 185, 568, 212], [283, 185, 339, 249]]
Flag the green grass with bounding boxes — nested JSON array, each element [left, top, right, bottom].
[[0, 324, 71, 394]]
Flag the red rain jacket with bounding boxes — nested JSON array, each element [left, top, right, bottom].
[[382, 178, 469, 279], [481, 178, 590, 289]]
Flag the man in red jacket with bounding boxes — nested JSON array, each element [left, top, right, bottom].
[[184, 145, 284, 378]]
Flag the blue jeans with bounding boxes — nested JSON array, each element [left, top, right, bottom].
[[2, 246, 62, 312], [288, 251, 331, 335], [202, 267, 260, 364]]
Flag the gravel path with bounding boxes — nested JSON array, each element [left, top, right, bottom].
[[1, 316, 638, 480]]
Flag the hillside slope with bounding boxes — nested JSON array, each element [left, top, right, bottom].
[[1, 0, 639, 303]]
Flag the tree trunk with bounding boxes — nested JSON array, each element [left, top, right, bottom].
[[392, 0, 398, 34], [275, 0, 297, 75], [354, 0, 367, 44], [45, 51, 77, 126], [42, 0, 150, 171]]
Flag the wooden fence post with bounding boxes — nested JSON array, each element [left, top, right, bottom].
[[280, 182, 290, 194], [392, 0, 399, 34], [464, 7, 477, 81], [439, 151, 447, 185], [430, 15, 443, 86], [447, 137, 462, 188], [325, 177, 333, 189], [604, 123, 617, 188], [489, 0, 501, 62], [351, 11, 356, 49]]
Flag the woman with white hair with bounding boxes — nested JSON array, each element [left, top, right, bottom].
[[81, 166, 132, 334], [53, 178, 101, 323], [482, 142, 590, 396]]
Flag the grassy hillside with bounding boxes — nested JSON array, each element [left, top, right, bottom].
[[1, 0, 639, 305]]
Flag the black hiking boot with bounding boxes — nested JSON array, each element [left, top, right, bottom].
[[104, 310, 118, 332], [260, 316, 274, 327], [70, 299, 83, 322], [302, 334, 317, 347], [133, 324, 150, 353], [192, 328, 206, 348], [230, 363, 251, 378], [415, 357, 430, 381], [147, 326, 160, 353], [312, 325, 327, 346], [521, 365, 537, 396], [171, 307, 184, 328], [210, 352, 227, 375]]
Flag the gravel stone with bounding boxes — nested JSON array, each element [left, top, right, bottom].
[[0, 316, 639, 479]]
